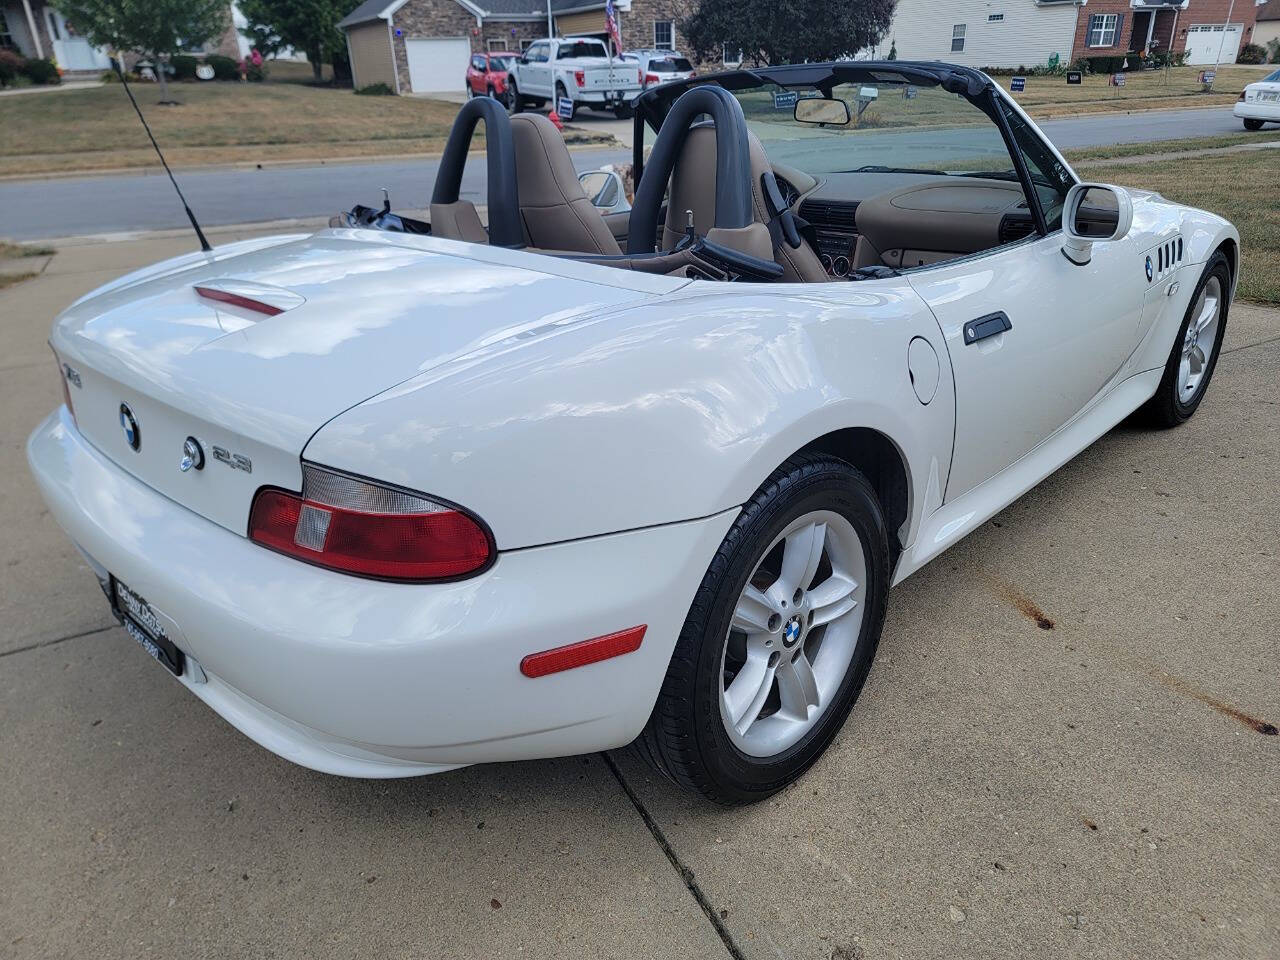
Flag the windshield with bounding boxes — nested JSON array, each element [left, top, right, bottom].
[[731, 81, 1014, 178], [1264, 68, 1280, 83], [558, 41, 607, 59]]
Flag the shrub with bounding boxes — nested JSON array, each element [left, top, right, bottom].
[[241, 60, 267, 82], [355, 82, 395, 96], [0, 49, 23, 87], [1237, 43, 1266, 65], [1266, 38, 1279, 63], [1082, 55, 1129, 75], [22, 58, 60, 85], [206, 54, 238, 80], [170, 54, 198, 80]]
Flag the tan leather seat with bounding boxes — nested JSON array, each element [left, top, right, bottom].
[[662, 126, 829, 283], [510, 114, 621, 256]]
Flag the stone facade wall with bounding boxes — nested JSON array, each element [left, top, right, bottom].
[[482, 20, 544, 54], [390, 0, 477, 91]]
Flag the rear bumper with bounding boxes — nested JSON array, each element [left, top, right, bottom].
[[27, 408, 734, 777], [1234, 101, 1280, 122]]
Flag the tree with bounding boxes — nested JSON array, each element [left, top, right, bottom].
[[53, 0, 228, 102], [238, 0, 350, 83], [682, 0, 896, 67]]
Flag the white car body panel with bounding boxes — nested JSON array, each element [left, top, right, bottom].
[[26, 76, 1241, 777], [1234, 78, 1280, 122], [510, 37, 642, 107]]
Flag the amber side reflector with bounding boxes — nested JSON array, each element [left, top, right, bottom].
[[520, 625, 647, 678]]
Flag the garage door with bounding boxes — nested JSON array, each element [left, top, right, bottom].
[[1183, 24, 1243, 65], [405, 37, 472, 93]]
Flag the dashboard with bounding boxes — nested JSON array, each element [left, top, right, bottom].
[[774, 168, 1038, 278]]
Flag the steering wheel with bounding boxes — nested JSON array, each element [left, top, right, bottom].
[[627, 86, 756, 255], [430, 96, 523, 248]]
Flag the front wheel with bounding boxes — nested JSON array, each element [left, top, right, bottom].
[[632, 453, 890, 804], [1138, 250, 1231, 427], [1243, 118, 1264, 131], [504, 79, 522, 113]]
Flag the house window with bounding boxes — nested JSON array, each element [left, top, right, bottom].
[[987, 13, 1004, 23], [520, 38, 533, 51], [0, 16, 15, 50], [951, 24, 966, 52], [1087, 13, 1120, 47], [653, 20, 674, 50], [487, 38, 506, 52], [723, 43, 743, 66]]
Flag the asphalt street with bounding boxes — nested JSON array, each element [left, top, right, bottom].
[[0, 105, 1244, 241], [1, 228, 1277, 959]]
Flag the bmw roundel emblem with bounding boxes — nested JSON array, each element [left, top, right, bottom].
[[783, 617, 802, 645], [1145, 256, 1153, 283], [119, 403, 140, 451]]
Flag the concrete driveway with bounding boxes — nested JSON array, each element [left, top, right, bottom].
[[2, 228, 1277, 959]]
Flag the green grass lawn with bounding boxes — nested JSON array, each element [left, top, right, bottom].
[[1000, 64, 1266, 116], [1076, 147, 1280, 304], [0, 79, 611, 177]]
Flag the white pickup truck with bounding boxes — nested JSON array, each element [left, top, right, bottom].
[[505, 37, 642, 119]]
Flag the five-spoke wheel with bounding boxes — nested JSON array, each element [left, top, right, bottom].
[[633, 453, 889, 804]]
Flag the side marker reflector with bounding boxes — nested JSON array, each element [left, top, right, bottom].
[[520, 625, 647, 678]]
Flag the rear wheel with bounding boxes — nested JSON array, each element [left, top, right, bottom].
[[555, 82, 575, 120], [612, 101, 633, 119], [632, 453, 890, 804], [465, 82, 475, 99], [1243, 118, 1264, 131], [1139, 250, 1231, 427]]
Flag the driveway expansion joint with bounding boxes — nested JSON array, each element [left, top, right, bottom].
[[602, 753, 745, 960]]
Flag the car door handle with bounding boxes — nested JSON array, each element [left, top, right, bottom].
[[963, 311, 1012, 346]]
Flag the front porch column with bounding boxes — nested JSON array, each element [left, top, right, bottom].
[[20, 0, 43, 58]]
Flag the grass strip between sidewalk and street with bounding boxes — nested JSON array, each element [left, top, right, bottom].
[[1074, 147, 1279, 304]]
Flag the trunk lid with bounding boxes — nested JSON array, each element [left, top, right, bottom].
[[53, 230, 665, 534]]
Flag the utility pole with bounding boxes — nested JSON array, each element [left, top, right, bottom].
[[547, 0, 554, 39]]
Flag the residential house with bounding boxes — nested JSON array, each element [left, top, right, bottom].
[[1, 2, 249, 76], [338, 0, 689, 94], [862, 0, 1086, 70], [1071, 0, 1266, 65], [1238, 0, 1278, 48]]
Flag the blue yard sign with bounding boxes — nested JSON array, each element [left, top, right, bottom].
[[1010, 76, 1026, 92], [557, 97, 574, 119], [773, 90, 799, 109]]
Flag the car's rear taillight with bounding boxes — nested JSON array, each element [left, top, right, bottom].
[[249, 464, 493, 582], [51, 347, 76, 425], [574, 69, 585, 87], [645, 73, 660, 85]]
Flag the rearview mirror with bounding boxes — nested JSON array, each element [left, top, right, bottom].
[[578, 169, 631, 214], [794, 98, 850, 126], [1062, 183, 1133, 266]]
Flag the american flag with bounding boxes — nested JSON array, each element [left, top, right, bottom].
[[604, 0, 622, 55]]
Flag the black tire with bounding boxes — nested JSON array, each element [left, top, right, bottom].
[[505, 79, 522, 113], [465, 83, 475, 99], [1138, 250, 1231, 428], [1243, 118, 1264, 131], [555, 83, 575, 120], [487, 84, 497, 100], [631, 452, 890, 804], [612, 101, 633, 120]]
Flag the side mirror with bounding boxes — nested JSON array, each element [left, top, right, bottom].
[[578, 169, 631, 214], [1062, 182, 1133, 266], [794, 98, 851, 126]]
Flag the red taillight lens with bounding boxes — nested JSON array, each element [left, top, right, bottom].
[[574, 69, 585, 87], [645, 73, 660, 85], [249, 465, 492, 582], [52, 347, 76, 425]]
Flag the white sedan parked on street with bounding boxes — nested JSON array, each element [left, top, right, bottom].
[[1235, 67, 1280, 129], [28, 61, 1240, 803]]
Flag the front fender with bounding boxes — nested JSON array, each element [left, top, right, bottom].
[[304, 281, 955, 551]]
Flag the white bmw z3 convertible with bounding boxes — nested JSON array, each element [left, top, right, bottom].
[[28, 61, 1239, 803]]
